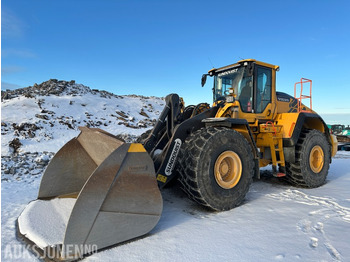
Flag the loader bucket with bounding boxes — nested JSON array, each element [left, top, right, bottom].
[[17, 127, 163, 261]]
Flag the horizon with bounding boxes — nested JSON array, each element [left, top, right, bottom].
[[2, 79, 350, 126]]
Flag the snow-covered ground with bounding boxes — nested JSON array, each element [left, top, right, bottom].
[[2, 81, 350, 261], [2, 154, 350, 261]]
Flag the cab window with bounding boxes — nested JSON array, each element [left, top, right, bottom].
[[255, 66, 272, 113], [238, 74, 253, 112]]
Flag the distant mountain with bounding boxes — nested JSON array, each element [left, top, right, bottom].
[[1, 79, 164, 156]]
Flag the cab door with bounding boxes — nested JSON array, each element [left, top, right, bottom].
[[238, 65, 276, 123], [254, 65, 272, 115]]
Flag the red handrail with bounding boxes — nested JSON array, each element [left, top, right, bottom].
[[294, 78, 312, 112]]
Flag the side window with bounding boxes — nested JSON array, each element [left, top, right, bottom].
[[238, 75, 253, 112], [256, 66, 272, 113]]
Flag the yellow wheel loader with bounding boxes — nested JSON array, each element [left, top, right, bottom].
[[18, 59, 337, 260]]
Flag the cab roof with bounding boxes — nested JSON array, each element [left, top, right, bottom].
[[208, 59, 280, 74]]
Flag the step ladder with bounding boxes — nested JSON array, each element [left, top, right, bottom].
[[264, 122, 286, 177]]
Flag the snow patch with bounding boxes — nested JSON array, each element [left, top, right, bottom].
[[18, 198, 76, 249]]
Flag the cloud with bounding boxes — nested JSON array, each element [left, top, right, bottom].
[[1, 9, 24, 38], [2, 48, 36, 58], [1, 82, 22, 90], [1, 66, 24, 75]]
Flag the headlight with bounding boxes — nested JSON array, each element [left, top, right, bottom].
[[226, 96, 235, 103]]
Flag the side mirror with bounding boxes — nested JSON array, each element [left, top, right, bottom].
[[201, 74, 208, 87]]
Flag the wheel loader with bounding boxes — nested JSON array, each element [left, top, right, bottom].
[[18, 59, 338, 261]]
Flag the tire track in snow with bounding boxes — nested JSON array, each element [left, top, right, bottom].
[[267, 189, 349, 261], [267, 189, 350, 223]]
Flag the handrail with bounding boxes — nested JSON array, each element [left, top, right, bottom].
[[294, 78, 312, 112]]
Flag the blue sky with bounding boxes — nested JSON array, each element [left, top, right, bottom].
[[2, 0, 350, 116]]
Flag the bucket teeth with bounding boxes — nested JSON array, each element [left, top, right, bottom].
[[18, 127, 162, 261]]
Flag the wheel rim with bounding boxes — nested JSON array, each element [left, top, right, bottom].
[[214, 151, 242, 189], [309, 145, 324, 173]]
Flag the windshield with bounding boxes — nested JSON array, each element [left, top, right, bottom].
[[213, 66, 252, 104]]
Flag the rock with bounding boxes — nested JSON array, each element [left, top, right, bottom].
[[24, 92, 34, 98], [0, 79, 161, 103], [41, 110, 55, 115], [0, 79, 91, 99], [117, 116, 127, 122], [9, 167, 16, 174], [139, 109, 149, 118], [12, 123, 40, 139], [35, 114, 50, 120], [9, 138, 22, 154], [116, 111, 129, 118], [1, 91, 11, 101]]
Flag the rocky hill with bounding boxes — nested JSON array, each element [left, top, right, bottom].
[[1, 79, 164, 181], [1, 79, 119, 100]]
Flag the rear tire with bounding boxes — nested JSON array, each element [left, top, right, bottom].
[[177, 127, 254, 211], [286, 129, 331, 187]]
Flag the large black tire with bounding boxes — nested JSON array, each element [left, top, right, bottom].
[[177, 126, 254, 211], [286, 129, 331, 187]]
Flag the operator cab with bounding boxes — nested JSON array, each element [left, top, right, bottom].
[[202, 59, 279, 117]]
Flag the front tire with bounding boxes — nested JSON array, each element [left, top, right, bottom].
[[177, 127, 254, 211], [286, 129, 331, 187]]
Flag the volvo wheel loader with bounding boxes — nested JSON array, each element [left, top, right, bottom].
[[18, 59, 337, 261]]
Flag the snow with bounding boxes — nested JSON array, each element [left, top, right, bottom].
[[17, 198, 76, 249], [2, 155, 350, 261], [34, 155, 50, 163], [1, 92, 165, 155], [2, 85, 350, 261]]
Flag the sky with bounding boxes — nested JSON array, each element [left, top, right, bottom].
[[1, 0, 350, 116]]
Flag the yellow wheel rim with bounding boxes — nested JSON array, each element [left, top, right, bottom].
[[214, 151, 242, 189], [309, 145, 324, 173]]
